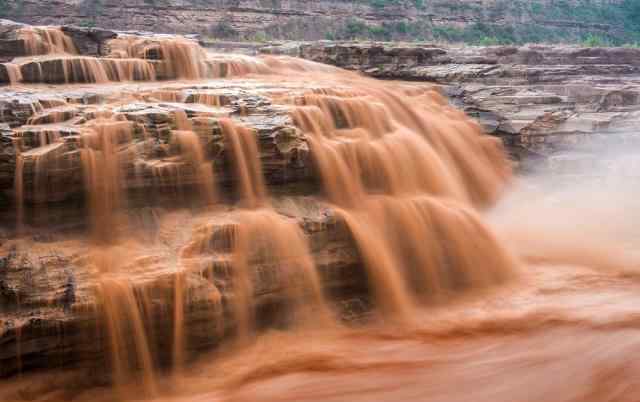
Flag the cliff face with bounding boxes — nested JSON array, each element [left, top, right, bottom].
[[262, 41, 640, 174], [0, 0, 633, 43], [0, 21, 515, 379], [0, 17, 638, 386]]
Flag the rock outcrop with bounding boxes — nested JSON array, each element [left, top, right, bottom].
[[0, 21, 401, 379], [2, 20, 637, 383], [0, 200, 366, 377], [0, 20, 264, 84], [0, 0, 629, 42], [265, 41, 640, 172]]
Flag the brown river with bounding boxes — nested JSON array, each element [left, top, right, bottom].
[[2, 26, 640, 402]]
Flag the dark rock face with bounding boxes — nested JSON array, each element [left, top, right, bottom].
[[0, 29, 377, 373], [2, 20, 639, 382], [60, 26, 117, 56], [0, 64, 9, 84], [0, 202, 364, 378], [0, 93, 42, 127], [0, 0, 624, 42], [0, 85, 318, 205], [0, 123, 15, 206], [265, 42, 640, 173], [0, 19, 28, 60]]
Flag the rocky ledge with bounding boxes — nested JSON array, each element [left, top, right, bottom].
[[2, 21, 637, 382], [0, 19, 249, 85], [0, 74, 385, 378], [0, 19, 369, 378], [262, 42, 640, 172], [0, 82, 314, 206], [0, 197, 367, 378]]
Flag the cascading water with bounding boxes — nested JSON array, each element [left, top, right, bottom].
[[79, 119, 131, 242], [5, 63, 23, 85], [107, 35, 212, 80], [3, 28, 640, 402], [284, 85, 516, 317], [171, 128, 216, 205], [17, 26, 78, 55], [14, 153, 24, 234], [3, 28, 294, 88], [219, 118, 268, 208]]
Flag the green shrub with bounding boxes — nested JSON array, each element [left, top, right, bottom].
[[369, 0, 392, 8], [210, 19, 239, 39], [78, 20, 97, 28], [251, 31, 268, 43], [478, 36, 500, 46], [581, 33, 610, 47], [345, 18, 368, 38]]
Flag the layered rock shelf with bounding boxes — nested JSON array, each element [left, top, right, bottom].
[[2, 19, 636, 383], [0, 83, 313, 204], [0, 20, 371, 378], [264, 42, 640, 172], [0, 200, 366, 378], [0, 0, 623, 42], [0, 20, 266, 85]]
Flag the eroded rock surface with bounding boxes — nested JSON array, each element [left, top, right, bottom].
[[0, 199, 365, 377], [266, 42, 640, 172], [0, 24, 382, 377], [3, 22, 636, 384], [0, 73, 378, 376], [0, 82, 321, 206], [0, 0, 625, 42]]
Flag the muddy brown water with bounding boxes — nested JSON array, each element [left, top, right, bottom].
[[2, 29, 640, 402]]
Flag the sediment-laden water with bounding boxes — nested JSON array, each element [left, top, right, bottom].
[[2, 26, 640, 402]]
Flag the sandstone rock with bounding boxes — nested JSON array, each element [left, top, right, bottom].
[[61, 25, 117, 56], [0, 0, 623, 43], [0, 93, 42, 127], [0, 19, 28, 60], [274, 41, 640, 173], [0, 80, 319, 207], [0, 199, 365, 377]]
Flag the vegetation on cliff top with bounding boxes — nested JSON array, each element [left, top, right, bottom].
[[2, 0, 640, 46], [203, 0, 640, 46], [345, 0, 640, 46]]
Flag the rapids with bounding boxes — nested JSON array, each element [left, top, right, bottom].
[[2, 28, 640, 402]]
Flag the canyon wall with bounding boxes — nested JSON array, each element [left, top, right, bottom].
[[0, 20, 517, 380], [1, 18, 639, 382], [262, 40, 640, 173], [0, 0, 633, 43]]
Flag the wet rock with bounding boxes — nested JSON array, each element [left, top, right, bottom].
[[274, 41, 640, 172], [0, 80, 319, 205], [0, 19, 116, 60], [0, 19, 27, 60], [61, 25, 117, 56], [0, 93, 41, 127], [0, 199, 364, 377], [0, 124, 16, 205]]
